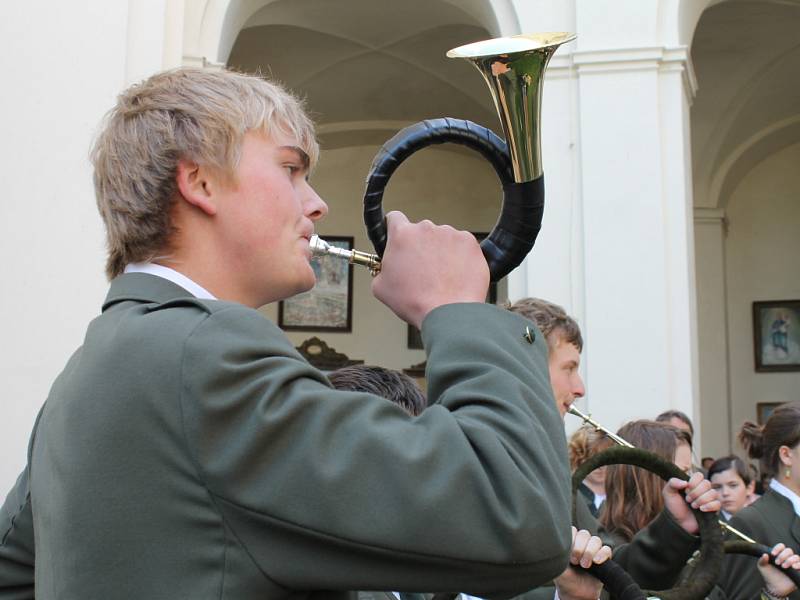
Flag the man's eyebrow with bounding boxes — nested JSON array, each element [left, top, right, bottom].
[[279, 145, 310, 170]]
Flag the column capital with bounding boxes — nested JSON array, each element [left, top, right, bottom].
[[181, 54, 225, 70], [572, 45, 698, 101], [694, 207, 728, 225]]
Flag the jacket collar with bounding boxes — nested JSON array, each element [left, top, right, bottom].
[[757, 488, 800, 546], [102, 273, 196, 311]]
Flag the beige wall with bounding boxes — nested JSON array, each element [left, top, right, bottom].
[[695, 210, 730, 458], [698, 143, 800, 458], [260, 143, 507, 371], [725, 143, 800, 449]]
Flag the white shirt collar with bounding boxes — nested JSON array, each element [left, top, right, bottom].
[[770, 478, 800, 517], [124, 262, 217, 300]]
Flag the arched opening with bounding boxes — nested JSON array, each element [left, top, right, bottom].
[[208, 0, 518, 373], [691, 0, 800, 456]]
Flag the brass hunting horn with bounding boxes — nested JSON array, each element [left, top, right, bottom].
[[312, 32, 575, 280]]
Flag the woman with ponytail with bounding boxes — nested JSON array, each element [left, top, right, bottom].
[[720, 402, 800, 600]]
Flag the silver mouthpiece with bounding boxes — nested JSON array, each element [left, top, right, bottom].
[[308, 235, 382, 276]]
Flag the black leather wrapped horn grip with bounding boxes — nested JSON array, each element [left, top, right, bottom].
[[363, 117, 545, 282], [572, 446, 725, 600]]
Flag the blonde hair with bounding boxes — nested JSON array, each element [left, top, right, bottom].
[[568, 424, 613, 471], [90, 68, 319, 279]]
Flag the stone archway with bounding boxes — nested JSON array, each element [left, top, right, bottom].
[[183, 0, 519, 68], [691, 0, 800, 457], [184, 0, 521, 372]]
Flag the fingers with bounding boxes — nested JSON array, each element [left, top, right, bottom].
[[772, 543, 800, 570], [570, 528, 611, 569], [371, 212, 489, 327], [668, 473, 720, 512], [689, 481, 720, 512]]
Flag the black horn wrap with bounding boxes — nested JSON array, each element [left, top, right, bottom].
[[363, 117, 545, 282]]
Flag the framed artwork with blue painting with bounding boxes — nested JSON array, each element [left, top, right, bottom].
[[753, 300, 800, 372]]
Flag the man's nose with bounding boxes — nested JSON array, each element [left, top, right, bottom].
[[573, 375, 585, 398], [304, 184, 328, 221]]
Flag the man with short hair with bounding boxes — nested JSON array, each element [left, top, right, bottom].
[[0, 69, 573, 599], [506, 297, 719, 595], [328, 365, 427, 417], [656, 410, 695, 439], [331, 366, 613, 600]]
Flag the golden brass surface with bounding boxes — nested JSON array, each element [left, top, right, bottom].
[[447, 32, 576, 183]]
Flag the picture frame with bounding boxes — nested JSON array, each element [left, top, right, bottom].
[[278, 236, 354, 332], [752, 300, 800, 372], [406, 232, 499, 350], [757, 402, 781, 425]]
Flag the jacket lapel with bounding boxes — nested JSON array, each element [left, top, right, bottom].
[[758, 489, 800, 548]]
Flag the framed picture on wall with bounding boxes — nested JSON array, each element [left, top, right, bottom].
[[278, 236, 353, 332], [753, 300, 800, 372], [406, 232, 499, 349], [757, 402, 781, 425]]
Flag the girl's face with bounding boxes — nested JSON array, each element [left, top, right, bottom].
[[674, 441, 693, 475], [710, 468, 752, 515]]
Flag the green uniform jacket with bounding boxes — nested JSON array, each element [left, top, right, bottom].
[[720, 489, 800, 600], [0, 274, 572, 599]]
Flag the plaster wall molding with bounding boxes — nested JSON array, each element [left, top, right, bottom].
[[182, 54, 225, 70], [573, 45, 697, 101], [694, 207, 727, 225]]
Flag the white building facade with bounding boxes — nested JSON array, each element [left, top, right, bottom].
[[1, 0, 798, 491]]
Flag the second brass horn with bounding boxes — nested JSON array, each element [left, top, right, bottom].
[[361, 32, 575, 282]]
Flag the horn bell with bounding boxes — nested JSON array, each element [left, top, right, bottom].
[[447, 32, 576, 183]]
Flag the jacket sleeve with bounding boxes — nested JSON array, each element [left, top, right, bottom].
[[611, 509, 698, 591], [0, 408, 42, 600], [180, 302, 572, 597]]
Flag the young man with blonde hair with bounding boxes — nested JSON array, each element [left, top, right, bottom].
[[0, 69, 574, 599]]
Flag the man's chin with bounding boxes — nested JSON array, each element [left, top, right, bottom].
[[293, 269, 316, 295]]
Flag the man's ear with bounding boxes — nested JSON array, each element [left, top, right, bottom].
[[176, 159, 218, 216]]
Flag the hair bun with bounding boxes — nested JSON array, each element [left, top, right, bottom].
[[738, 420, 764, 459]]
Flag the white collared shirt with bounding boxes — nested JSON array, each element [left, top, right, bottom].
[[769, 478, 800, 517], [124, 262, 217, 300]]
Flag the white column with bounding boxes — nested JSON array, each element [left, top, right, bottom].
[[694, 209, 732, 457], [0, 1, 130, 492], [574, 45, 699, 433]]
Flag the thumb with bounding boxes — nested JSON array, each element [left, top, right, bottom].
[[385, 210, 410, 233]]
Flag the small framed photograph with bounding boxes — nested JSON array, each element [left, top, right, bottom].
[[278, 236, 353, 332], [753, 300, 800, 372], [757, 402, 781, 425]]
